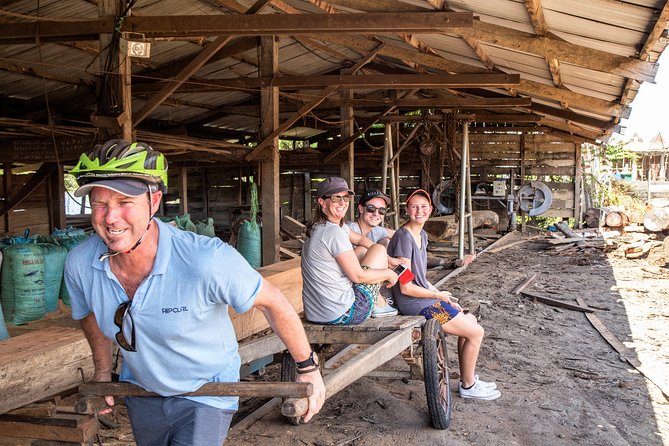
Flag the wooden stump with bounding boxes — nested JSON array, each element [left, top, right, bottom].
[[643, 207, 669, 232]]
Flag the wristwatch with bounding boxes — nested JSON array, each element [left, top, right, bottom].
[[295, 351, 317, 369]]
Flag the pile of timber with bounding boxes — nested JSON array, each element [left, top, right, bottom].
[[280, 215, 306, 259], [547, 221, 667, 260], [0, 327, 98, 445], [585, 204, 669, 234]]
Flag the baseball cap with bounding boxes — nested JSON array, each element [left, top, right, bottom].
[[405, 188, 432, 205], [74, 178, 157, 198], [359, 190, 391, 206], [316, 177, 354, 198]]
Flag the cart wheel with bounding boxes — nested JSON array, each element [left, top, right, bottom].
[[280, 351, 303, 426], [422, 318, 452, 429]]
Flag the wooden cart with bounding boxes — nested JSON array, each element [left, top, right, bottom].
[[237, 314, 453, 429]]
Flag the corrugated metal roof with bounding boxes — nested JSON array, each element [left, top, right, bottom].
[[0, 0, 665, 150]]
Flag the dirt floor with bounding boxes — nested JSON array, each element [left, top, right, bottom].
[[33, 230, 669, 446]]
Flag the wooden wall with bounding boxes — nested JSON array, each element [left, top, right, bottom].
[[467, 132, 579, 219]]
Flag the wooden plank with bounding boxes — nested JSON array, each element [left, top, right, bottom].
[[281, 215, 306, 239], [0, 327, 94, 415], [520, 290, 594, 313], [229, 258, 303, 341], [511, 274, 537, 295], [0, 414, 97, 443], [575, 297, 669, 401], [78, 381, 312, 398]]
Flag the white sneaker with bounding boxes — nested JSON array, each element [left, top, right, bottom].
[[474, 374, 497, 390], [372, 304, 398, 318], [459, 380, 501, 400]]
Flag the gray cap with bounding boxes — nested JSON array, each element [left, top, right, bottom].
[[316, 177, 354, 198], [74, 178, 156, 198]]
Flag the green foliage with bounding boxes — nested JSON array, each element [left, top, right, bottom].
[[603, 140, 636, 163]]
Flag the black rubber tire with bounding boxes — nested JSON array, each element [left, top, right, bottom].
[[280, 351, 303, 426], [422, 318, 452, 429]]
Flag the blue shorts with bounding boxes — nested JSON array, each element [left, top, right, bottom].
[[326, 282, 381, 325], [419, 301, 460, 324], [125, 396, 235, 446]]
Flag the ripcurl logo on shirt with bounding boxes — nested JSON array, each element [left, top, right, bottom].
[[162, 306, 189, 314]]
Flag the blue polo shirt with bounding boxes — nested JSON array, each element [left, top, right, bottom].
[[64, 218, 262, 410]]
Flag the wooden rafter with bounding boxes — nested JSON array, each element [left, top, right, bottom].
[[246, 43, 385, 161], [0, 13, 474, 44], [523, 0, 549, 36], [133, 73, 520, 93]]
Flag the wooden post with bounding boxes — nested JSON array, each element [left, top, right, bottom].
[[574, 142, 583, 227], [3, 162, 11, 233], [304, 172, 311, 222], [260, 35, 280, 265], [340, 84, 355, 221], [382, 125, 390, 194], [47, 163, 66, 231], [178, 167, 188, 215]]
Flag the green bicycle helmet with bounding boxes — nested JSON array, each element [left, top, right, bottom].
[[71, 139, 168, 192]]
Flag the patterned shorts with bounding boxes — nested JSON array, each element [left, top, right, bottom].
[[418, 301, 460, 325], [326, 268, 382, 326]]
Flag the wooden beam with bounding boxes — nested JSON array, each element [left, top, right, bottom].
[[529, 102, 612, 129], [639, 0, 669, 61], [133, 36, 234, 126], [313, 34, 623, 116], [0, 13, 474, 43], [0, 327, 94, 415], [0, 162, 56, 218], [336, 96, 531, 108], [323, 106, 396, 163], [247, 43, 385, 161], [133, 73, 521, 93], [457, 20, 658, 83], [523, 0, 549, 36], [474, 113, 540, 123]]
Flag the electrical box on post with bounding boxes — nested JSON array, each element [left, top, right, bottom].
[[492, 180, 506, 197]]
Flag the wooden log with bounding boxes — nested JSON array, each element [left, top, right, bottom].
[[0, 327, 94, 415], [604, 211, 628, 228], [584, 207, 605, 228], [423, 210, 499, 241], [643, 207, 669, 232], [78, 381, 312, 399]]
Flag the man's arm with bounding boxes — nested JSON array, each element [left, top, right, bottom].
[[251, 279, 326, 422], [80, 313, 115, 412]]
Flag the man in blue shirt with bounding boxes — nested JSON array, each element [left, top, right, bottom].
[[65, 139, 325, 445]]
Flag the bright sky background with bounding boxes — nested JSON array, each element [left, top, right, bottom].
[[614, 51, 669, 142]]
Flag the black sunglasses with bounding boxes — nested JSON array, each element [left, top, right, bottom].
[[114, 301, 137, 352], [365, 204, 386, 215]]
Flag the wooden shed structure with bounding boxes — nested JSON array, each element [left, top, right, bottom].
[[0, 0, 668, 263]]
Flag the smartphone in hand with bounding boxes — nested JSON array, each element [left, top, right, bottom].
[[393, 264, 415, 285]]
